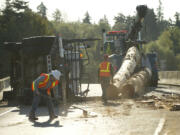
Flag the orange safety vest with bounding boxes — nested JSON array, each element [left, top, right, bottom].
[[99, 61, 111, 77], [32, 73, 59, 95]]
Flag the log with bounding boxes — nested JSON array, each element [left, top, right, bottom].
[[113, 46, 140, 89], [106, 46, 141, 99], [120, 68, 152, 98]]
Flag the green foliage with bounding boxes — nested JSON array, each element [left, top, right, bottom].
[[141, 8, 158, 41], [83, 12, 91, 24], [176, 54, 180, 69], [0, 0, 53, 43], [97, 15, 111, 34], [52, 9, 62, 23], [169, 27, 180, 55], [156, 0, 164, 22], [52, 19, 108, 82], [114, 7, 169, 41], [113, 13, 128, 30], [175, 12, 180, 28], [12, 0, 28, 11], [37, 2, 47, 18], [144, 27, 180, 70], [52, 21, 105, 39]]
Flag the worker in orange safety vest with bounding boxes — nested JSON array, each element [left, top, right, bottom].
[[29, 70, 61, 122], [98, 54, 114, 104]]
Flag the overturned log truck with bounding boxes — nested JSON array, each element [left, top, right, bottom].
[[2, 36, 99, 104], [102, 5, 158, 98]]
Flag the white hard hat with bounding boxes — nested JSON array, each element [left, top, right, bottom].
[[51, 70, 61, 80]]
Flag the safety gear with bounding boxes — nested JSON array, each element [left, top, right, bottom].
[[99, 61, 111, 77], [29, 112, 38, 122], [49, 115, 58, 121], [32, 73, 59, 95], [103, 54, 109, 60], [47, 80, 58, 95], [32, 73, 49, 91], [29, 116, 38, 121], [50, 70, 61, 80]]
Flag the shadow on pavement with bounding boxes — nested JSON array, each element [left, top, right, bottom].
[[18, 103, 73, 118], [33, 120, 63, 128]]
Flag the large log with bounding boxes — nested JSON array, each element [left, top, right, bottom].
[[113, 46, 141, 89], [107, 49, 153, 99], [120, 68, 152, 98], [106, 46, 141, 99]]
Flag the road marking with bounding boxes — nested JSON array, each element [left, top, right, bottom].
[[154, 118, 166, 135], [0, 107, 18, 117]]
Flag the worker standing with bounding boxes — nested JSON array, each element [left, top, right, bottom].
[[98, 54, 114, 104], [29, 70, 61, 122]]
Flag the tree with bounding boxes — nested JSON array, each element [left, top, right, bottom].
[[156, 0, 163, 22], [12, 0, 29, 12], [99, 15, 109, 24], [83, 11, 91, 24], [145, 27, 180, 70], [113, 13, 135, 30], [37, 2, 47, 18], [141, 8, 158, 41], [113, 13, 127, 30], [0, 0, 53, 43], [52, 9, 62, 23], [156, 0, 170, 35], [98, 15, 111, 33], [5, 0, 12, 10], [175, 12, 180, 28], [169, 27, 180, 55]]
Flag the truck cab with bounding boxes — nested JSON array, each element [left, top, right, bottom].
[[103, 30, 128, 55], [103, 30, 128, 73]]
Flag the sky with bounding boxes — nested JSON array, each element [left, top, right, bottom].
[[0, 0, 180, 25]]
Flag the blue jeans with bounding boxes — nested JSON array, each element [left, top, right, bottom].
[[30, 90, 55, 117]]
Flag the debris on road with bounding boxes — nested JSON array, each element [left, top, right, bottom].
[[136, 93, 180, 111], [71, 105, 98, 118], [169, 104, 180, 111]]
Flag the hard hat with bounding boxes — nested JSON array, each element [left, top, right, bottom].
[[50, 70, 61, 80], [104, 54, 109, 60]]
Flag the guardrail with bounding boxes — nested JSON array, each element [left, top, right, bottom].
[[158, 71, 180, 86], [0, 77, 10, 91]]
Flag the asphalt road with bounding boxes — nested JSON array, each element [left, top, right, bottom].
[[0, 84, 180, 135]]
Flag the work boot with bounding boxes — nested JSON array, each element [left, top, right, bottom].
[[29, 112, 38, 122], [49, 114, 58, 121], [29, 115, 38, 122]]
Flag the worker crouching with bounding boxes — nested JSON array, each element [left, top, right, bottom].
[[98, 54, 114, 104], [29, 70, 61, 122]]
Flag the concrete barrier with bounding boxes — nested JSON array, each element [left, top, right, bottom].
[[0, 77, 10, 91], [158, 71, 180, 85]]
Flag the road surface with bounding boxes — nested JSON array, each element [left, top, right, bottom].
[[0, 84, 180, 135]]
